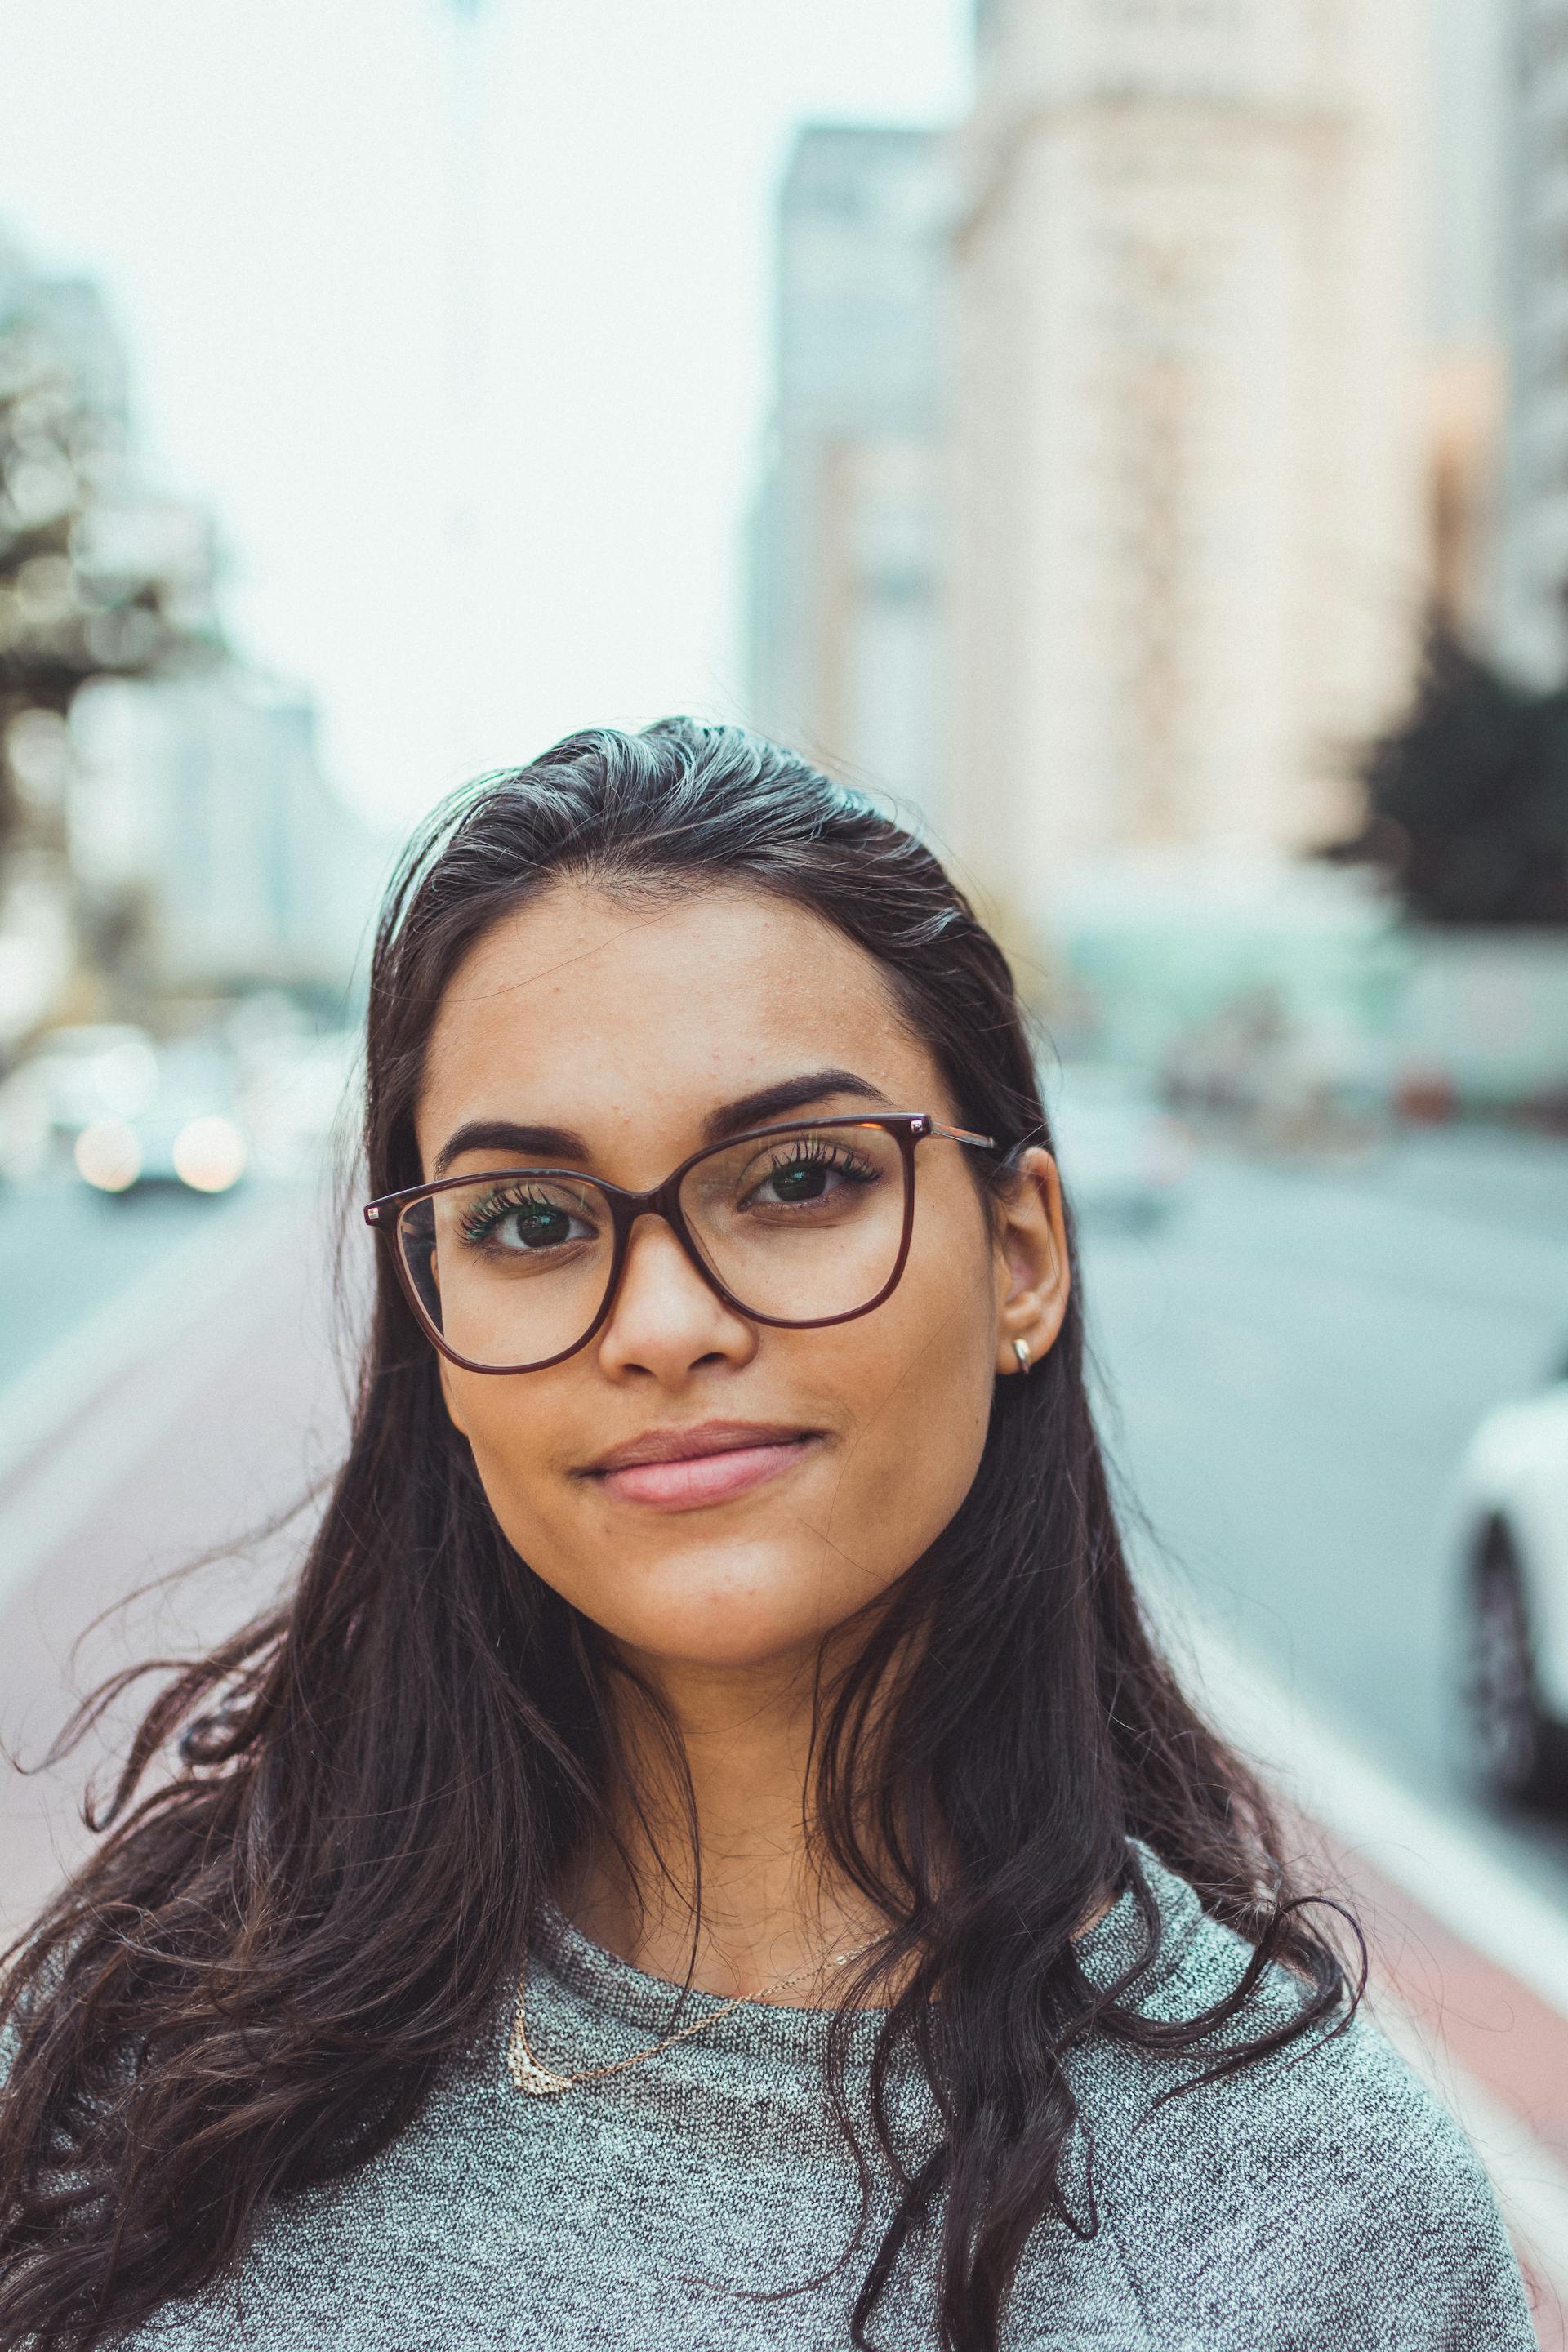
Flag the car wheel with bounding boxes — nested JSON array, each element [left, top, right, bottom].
[[1464, 1521, 1567, 1808]]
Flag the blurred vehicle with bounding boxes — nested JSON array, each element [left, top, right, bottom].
[[0, 1063, 51, 1185], [29, 1024, 160, 1133], [0, 1023, 162, 1184], [1042, 1063, 1191, 1228], [4, 1022, 159, 1157], [73, 1040, 247, 1199], [1452, 1365, 1568, 1808]]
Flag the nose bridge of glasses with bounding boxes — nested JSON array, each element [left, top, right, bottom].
[[607, 1182, 728, 1311]]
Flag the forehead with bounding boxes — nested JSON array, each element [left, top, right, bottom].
[[416, 880, 948, 1161]]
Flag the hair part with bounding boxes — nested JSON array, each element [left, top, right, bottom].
[[0, 718, 1362, 2352]]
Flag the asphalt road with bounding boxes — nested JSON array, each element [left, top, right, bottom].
[[0, 1174, 353, 1936], [1074, 1120, 1568, 1905], [0, 1175, 252, 1392], [2, 1126, 1567, 1929]]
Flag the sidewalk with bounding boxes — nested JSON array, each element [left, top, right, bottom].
[[1169, 1601, 1568, 2346]]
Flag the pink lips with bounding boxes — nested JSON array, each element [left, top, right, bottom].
[[587, 1423, 817, 1512]]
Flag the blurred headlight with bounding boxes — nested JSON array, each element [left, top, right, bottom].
[[76, 1119, 142, 1192], [172, 1116, 246, 1193]]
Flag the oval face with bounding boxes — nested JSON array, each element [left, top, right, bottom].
[[415, 880, 1032, 1675]]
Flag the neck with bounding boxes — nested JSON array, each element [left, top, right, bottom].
[[564, 1643, 890, 2002]]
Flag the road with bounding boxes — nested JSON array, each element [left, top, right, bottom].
[[2, 1127, 1568, 1930], [0, 1175, 253, 1392], [1075, 1120, 1568, 1908], [0, 1173, 355, 1936]]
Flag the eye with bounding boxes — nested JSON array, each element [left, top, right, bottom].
[[457, 1183, 599, 1254], [742, 1138, 881, 1211]]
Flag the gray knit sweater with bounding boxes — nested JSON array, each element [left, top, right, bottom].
[[110, 1841, 1531, 2350]]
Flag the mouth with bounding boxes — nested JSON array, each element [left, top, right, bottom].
[[582, 1421, 821, 1513]]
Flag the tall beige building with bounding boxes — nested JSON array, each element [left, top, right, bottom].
[[1496, 0, 1568, 686], [950, 0, 1429, 916], [746, 127, 954, 831]]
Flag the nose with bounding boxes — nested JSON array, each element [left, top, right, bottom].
[[592, 1212, 757, 1384]]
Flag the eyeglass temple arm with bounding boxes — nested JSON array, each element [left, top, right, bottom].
[[927, 1121, 997, 1150]]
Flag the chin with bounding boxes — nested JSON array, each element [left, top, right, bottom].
[[597, 1556, 875, 1675]]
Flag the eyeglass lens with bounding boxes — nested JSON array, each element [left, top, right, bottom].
[[397, 1121, 909, 1370]]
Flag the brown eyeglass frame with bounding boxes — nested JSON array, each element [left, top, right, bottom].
[[363, 1111, 999, 1375]]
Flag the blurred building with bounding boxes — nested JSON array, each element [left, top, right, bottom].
[[948, 0, 1429, 924], [1423, 0, 1508, 639], [69, 670, 382, 1004], [745, 125, 954, 832], [1496, 1, 1568, 687], [1429, 354, 1505, 639], [0, 223, 376, 1050]]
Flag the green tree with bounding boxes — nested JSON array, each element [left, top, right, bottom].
[[1327, 622, 1568, 925]]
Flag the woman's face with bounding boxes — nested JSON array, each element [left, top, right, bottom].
[[416, 881, 1068, 1677]]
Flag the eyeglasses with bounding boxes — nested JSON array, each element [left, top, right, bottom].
[[363, 1112, 998, 1374]]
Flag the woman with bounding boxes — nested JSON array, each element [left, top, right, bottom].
[[0, 719, 1534, 2350]]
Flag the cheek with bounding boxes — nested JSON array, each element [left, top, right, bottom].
[[441, 1372, 559, 1549], [817, 1241, 997, 1571]]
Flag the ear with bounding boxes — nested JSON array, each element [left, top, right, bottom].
[[991, 1147, 1070, 1379]]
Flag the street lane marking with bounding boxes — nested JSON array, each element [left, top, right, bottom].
[[0, 1190, 299, 1496], [0, 1199, 300, 1610]]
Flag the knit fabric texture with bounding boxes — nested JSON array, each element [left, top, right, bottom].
[[96, 1838, 1534, 2350]]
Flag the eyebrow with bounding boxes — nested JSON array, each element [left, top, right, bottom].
[[434, 1120, 590, 1175], [704, 1069, 893, 1142], [433, 1069, 893, 1177]]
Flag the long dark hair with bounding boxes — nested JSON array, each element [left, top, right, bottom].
[[0, 718, 1360, 2352]]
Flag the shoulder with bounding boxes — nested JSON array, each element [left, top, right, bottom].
[[1070, 1844, 1536, 2350]]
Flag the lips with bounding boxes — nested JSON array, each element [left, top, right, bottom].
[[583, 1421, 818, 1512]]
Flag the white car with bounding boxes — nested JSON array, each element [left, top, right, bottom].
[[1454, 1372, 1568, 1806]]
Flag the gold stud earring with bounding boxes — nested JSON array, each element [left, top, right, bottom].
[[1012, 1338, 1032, 1374]]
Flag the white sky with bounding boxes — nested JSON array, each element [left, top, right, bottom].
[[1, 0, 973, 833]]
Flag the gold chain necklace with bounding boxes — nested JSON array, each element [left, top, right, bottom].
[[506, 1936, 879, 2097]]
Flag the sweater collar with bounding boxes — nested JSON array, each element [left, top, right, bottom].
[[524, 1838, 1205, 2072]]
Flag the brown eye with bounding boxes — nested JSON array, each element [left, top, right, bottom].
[[458, 1185, 597, 1253], [741, 1140, 881, 1213]]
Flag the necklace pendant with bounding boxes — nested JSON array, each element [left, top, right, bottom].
[[505, 2013, 573, 2107], [506, 2034, 573, 2097]]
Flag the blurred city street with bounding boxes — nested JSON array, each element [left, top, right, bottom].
[[3, 0, 1568, 2333], [0, 1172, 352, 1940], [0, 1174, 256, 1392], [1082, 1120, 1568, 1889]]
